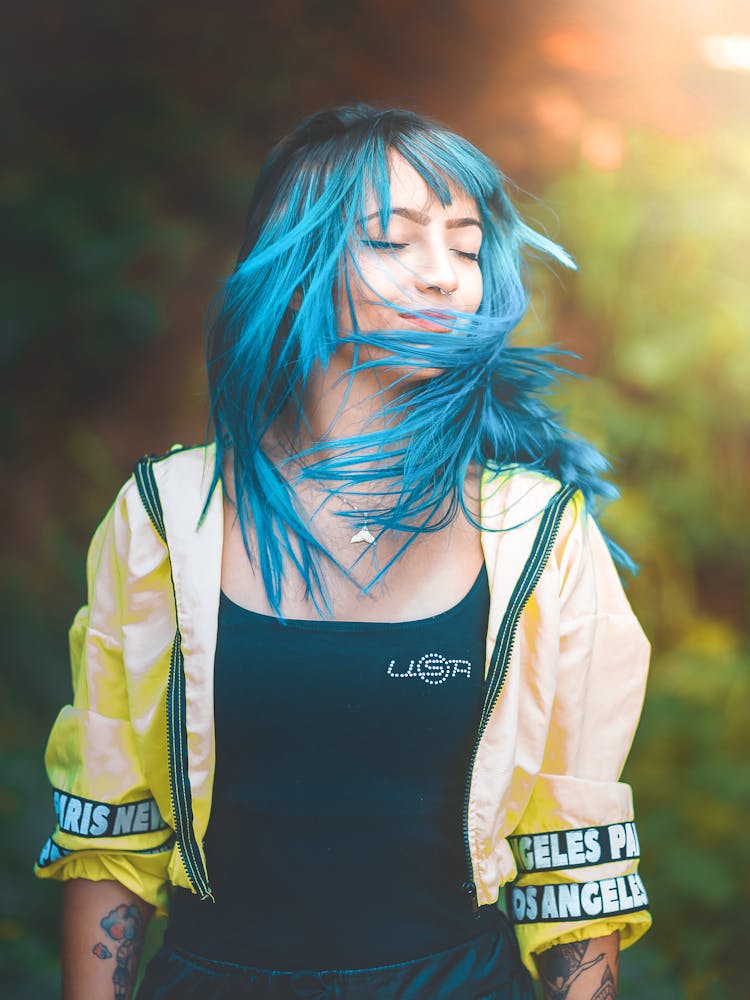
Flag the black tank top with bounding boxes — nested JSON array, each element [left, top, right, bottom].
[[167, 564, 498, 970]]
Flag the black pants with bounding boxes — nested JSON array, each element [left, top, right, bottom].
[[137, 917, 534, 999]]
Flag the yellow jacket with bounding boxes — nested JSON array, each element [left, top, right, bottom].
[[35, 444, 651, 976]]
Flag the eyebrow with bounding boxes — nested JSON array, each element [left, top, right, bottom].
[[364, 207, 482, 230]]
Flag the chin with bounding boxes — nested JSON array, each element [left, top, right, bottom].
[[387, 364, 446, 386]]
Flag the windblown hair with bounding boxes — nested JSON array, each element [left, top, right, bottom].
[[206, 103, 625, 615]]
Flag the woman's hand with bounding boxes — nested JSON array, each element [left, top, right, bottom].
[[62, 878, 153, 1000], [536, 931, 619, 999]]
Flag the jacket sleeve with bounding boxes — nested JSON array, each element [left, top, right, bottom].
[[33, 481, 174, 916], [508, 491, 651, 973]]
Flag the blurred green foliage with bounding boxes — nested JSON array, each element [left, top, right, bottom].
[[524, 129, 750, 998], [3, 97, 748, 997]]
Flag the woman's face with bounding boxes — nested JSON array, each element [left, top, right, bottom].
[[337, 152, 483, 352]]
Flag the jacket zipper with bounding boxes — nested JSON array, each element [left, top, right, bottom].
[[461, 484, 577, 914], [134, 455, 214, 902]]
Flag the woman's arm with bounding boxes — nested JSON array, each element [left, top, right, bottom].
[[62, 879, 153, 1000], [536, 931, 619, 1000]]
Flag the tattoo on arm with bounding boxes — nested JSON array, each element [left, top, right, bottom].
[[91, 903, 142, 999], [592, 965, 617, 1000], [537, 940, 606, 1000]]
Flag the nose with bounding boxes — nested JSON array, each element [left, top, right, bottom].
[[413, 248, 459, 297]]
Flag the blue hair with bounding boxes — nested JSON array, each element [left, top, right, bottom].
[[206, 104, 627, 616]]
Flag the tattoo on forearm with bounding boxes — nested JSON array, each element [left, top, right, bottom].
[[592, 965, 617, 1000], [537, 940, 606, 1000], [91, 903, 142, 999]]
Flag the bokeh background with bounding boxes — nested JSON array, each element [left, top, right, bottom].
[[2, 1, 749, 997]]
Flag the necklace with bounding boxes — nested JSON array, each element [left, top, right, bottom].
[[336, 492, 377, 545], [284, 449, 388, 547]]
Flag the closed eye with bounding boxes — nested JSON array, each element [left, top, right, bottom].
[[364, 240, 479, 261], [363, 240, 408, 251]]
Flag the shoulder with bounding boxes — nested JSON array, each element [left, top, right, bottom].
[[91, 443, 218, 558], [136, 442, 217, 480], [132, 442, 218, 518], [479, 464, 575, 529], [478, 465, 584, 592]]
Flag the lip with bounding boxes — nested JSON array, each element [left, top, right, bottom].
[[397, 310, 453, 332]]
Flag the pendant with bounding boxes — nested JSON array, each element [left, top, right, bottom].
[[350, 525, 376, 545]]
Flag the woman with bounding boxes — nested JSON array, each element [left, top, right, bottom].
[[36, 105, 651, 999]]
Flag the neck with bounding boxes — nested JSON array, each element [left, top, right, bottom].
[[281, 351, 406, 466]]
